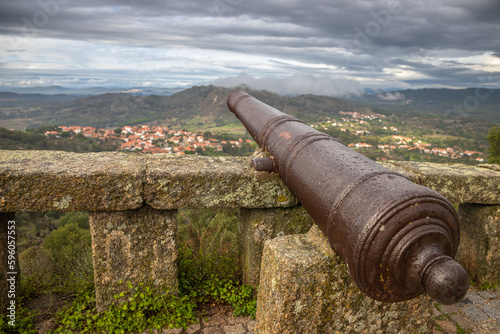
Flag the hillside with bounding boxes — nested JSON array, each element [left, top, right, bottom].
[[0, 85, 370, 130], [351, 88, 500, 122], [0, 92, 82, 107], [0, 85, 496, 164]]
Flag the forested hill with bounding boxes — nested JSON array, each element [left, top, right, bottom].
[[0, 85, 371, 129]]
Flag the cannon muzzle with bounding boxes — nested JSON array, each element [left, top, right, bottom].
[[228, 90, 469, 304]]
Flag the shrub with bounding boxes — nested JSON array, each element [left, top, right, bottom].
[[177, 209, 257, 319], [57, 211, 89, 229], [19, 246, 55, 297], [43, 223, 93, 291]]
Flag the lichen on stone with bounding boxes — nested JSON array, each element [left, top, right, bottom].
[[53, 195, 72, 210]]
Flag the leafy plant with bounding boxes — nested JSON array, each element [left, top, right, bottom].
[[478, 279, 500, 291], [0, 302, 37, 334], [52, 282, 198, 333], [177, 209, 240, 286], [204, 276, 257, 318]]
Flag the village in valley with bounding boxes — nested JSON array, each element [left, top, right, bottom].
[[45, 125, 252, 155], [43, 109, 484, 163], [308, 110, 485, 163]]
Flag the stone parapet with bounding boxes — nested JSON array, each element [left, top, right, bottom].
[[381, 161, 500, 204], [2, 151, 499, 213], [256, 225, 433, 334], [457, 204, 500, 284], [89, 206, 178, 311], [1, 150, 500, 323], [0, 150, 297, 212], [145, 155, 297, 209], [0, 150, 145, 212], [239, 206, 314, 287]]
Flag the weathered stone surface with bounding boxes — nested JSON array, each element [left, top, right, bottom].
[[382, 161, 500, 204], [456, 204, 500, 284], [239, 206, 314, 286], [0, 212, 17, 314], [479, 164, 500, 172], [255, 225, 433, 334], [145, 155, 297, 209], [0, 150, 145, 212], [89, 206, 178, 311], [1, 150, 498, 213]]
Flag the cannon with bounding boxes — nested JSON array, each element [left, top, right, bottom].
[[227, 90, 469, 305]]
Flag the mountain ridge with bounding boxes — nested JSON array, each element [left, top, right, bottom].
[[1, 85, 499, 131], [0, 85, 370, 130]]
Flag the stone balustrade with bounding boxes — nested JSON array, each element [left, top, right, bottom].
[[1, 150, 499, 332]]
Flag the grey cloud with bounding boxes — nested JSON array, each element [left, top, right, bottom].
[[0, 0, 499, 91], [211, 74, 364, 97]]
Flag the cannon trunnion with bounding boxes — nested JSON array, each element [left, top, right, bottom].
[[228, 90, 469, 305]]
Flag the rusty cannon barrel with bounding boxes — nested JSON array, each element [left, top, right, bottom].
[[228, 90, 469, 305]]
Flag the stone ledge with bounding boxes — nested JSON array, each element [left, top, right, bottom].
[[1, 150, 499, 212], [0, 150, 296, 212], [145, 155, 296, 210], [382, 161, 500, 204], [0, 150, 145, 212]]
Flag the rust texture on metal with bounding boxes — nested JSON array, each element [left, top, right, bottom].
[[227, 90, 469, 305], [251, 157, 277, 172]]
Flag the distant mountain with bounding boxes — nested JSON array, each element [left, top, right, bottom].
[[0, 85, 185, 96], [350, 88, 500, 122], [3, 85, 72, 95], [0, 92, 82, 107], [0, 85, 372, 129]]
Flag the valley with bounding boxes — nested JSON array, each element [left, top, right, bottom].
[[0, 85, 497, 164]]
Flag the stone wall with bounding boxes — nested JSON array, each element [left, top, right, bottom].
[[457, 204, 500, 283], [89, 206, 178, 311], [1, 150, 499, 330], [256, 226, 433, 334]]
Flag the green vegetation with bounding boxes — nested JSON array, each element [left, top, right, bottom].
[[3, 208, 256, 333], [1, 212, 93, 334], [15, 211, 86, 253], [488, 126, 500, 164], [0, 305, 37, 334], [0, 85, 497, 164], [44, 223, 94, 292], [0, 127, 120, 152], [433, 303, 473, 334], [52, 282, 197, 333], [177, 209, 257, 318]]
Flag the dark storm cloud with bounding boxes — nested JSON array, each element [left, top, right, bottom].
[[0, 0, 499, 92]]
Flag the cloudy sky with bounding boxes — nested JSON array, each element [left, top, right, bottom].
[[1, 0, 500, 95]]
